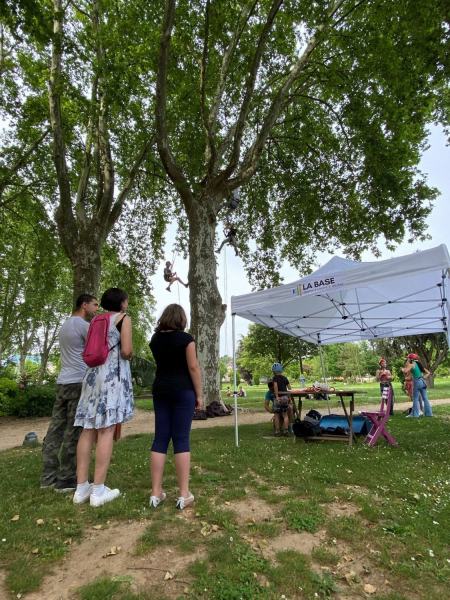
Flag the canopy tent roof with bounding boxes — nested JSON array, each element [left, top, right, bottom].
[[231, 245, 450, 346]]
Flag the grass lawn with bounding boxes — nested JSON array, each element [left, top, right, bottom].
[[134, 378, 450, 413], [1, 407, 450, 599]]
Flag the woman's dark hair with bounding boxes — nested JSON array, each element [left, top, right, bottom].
[[100, 287, 128, 312], [155, 304, 187, 332], [416, 361, 425, 373], [267, 380, 274, 389]]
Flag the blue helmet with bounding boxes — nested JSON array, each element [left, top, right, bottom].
[[271, 363, 283, 373]]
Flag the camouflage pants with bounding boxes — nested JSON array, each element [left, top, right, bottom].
[[40, 383, 83, 486]]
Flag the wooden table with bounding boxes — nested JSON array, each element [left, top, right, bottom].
[[283, 390, 367, 448]]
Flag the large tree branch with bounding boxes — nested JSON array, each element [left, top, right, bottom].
[[92, 0, 115, 226], [75, 75, 98, 231], [236, 0, 347, 186], [106, 135, 156, 234], [199, 0, 217, 173], [207, 1, 257, 135], [0, 129, 50, 202], [156, 0, 193, 207], [220, 0, 284, 182], [50, 0, 78, 256]]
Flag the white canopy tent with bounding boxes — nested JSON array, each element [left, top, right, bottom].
[[230, 244, 450, 446]]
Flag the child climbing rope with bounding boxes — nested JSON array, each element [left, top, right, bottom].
[[163, 261, 188, 293], [215, 224, 239, 257], [216, 189, 240, 223]]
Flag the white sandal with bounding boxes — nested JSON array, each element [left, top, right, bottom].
[[149, 492, 166, 508], [176, 492, 194, 510]]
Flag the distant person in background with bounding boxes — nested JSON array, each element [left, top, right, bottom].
[[376, 359, 394, 415], [271, 363, 292, 437], [402, 353, 432, 418], [40, 294, 99, 493], [403, 358, 423, 413], [237, 386, 247, 397], [226, 386, 231, 397], [74, 287, 134, 507], [149, 304, 203, 510]]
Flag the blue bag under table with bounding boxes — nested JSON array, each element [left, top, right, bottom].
[[318, 414, 371, 435]]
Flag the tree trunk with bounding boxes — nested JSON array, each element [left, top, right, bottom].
[[71, 240, 103, 308], [38, 353, 49, 384], [188, 201, 226, 405], [427, 373, 435, 389]]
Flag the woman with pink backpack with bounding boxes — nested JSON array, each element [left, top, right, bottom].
[[73, 287, 134, 507]]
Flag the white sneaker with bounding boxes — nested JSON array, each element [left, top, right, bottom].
[[73, 484, 93, 504], [90, 486, 120, 507], [149, 492, 166, 508], [418, 410, 424, 416]]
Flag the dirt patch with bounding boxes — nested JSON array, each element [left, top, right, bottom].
[[25, 520, 204, 600], [263, 530, 324, 560], [225, 497, 279, 526], [324, 502, 360, 518]]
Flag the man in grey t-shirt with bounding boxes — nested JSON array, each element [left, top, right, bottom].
[[40, 294, 99, 492]]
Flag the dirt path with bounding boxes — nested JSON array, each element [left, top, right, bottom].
[[1, 398, 449, 452]]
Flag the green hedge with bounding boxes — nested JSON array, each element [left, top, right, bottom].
[[0, 380, 56, 418]]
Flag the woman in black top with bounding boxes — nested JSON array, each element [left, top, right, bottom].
[[149, 304, 203, 509]]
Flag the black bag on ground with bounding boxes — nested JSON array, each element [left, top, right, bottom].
[[304, 409, 322, 423], [293, 419, 322, 438], [206, 400, 232, 418], [193, 409, 207, 420]]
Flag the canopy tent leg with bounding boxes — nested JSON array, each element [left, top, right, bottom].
[[232, 313, 239, 447], [317, 334, 331, 415]]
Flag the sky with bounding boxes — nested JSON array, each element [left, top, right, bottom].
[[149, 125, 450, 356]]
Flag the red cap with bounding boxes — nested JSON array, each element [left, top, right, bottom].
[[407, 353, 419, 360], [379, 358, 386, 364]]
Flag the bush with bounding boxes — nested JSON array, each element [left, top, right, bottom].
[[0, 378, 19, 417], [9, 385, 56, 418]]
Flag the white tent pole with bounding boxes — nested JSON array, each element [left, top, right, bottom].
[[232, 313, 239, 447], [317, 334, 331, 415]]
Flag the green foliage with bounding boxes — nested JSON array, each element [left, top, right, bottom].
[[310, 570, 339, 597], [0, 377, 19, 417], [8, 384, 55, 417], [283, 500, 325, 533]]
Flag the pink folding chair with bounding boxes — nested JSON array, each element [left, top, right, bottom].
[[359, 386, 398, 447]]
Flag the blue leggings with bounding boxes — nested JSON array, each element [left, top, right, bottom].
[[151, 390, 196, 454]]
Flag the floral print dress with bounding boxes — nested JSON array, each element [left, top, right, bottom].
[[74, 313, 134, 429]]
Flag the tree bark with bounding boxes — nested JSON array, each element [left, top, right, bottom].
[[188, 200, 226, 405], [70, 239, 103, 306]]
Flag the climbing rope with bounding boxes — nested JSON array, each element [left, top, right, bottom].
[[223, 245, 228, 356]]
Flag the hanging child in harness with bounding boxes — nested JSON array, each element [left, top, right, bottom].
[[215, 189, 240, 224], [215, 223, 239, 257], [163, 261, 189, 293]]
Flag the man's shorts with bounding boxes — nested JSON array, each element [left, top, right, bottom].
[[273, 395, 289, 414]]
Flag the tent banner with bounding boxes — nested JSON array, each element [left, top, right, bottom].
[[294, 272, 344, 297], [360, 327, 393, 340]]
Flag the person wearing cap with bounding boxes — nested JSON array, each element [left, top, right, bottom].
[[402, 354, 433, 418], [376, 359, 394, 415]]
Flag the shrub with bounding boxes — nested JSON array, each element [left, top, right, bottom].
[[0, 378, 19, 417], [10, 385, 56, 417]]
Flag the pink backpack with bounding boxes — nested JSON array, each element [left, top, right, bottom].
[[82, 314, 115, 367]]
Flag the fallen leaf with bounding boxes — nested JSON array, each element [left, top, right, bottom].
[[225, 501, 230, 505], [257, 539, 268, 549], [11, 515, 19, 522], [245, 517, 256, 524], [344, 571, 357, 586], [211, 524, 220, 532], [63, 538, 72, 546], [364, 584, 377, 594], [31, 548, 39, 554], [200, 525, 211, 537], [343, 555, 354, 562], [36, 519, 44, 525], [103, 546, 120, 558], [164, 571, 173, 580], [92, 525, 102, 530], [112, 575, 133, 583], [293, 460, 299, 465]]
